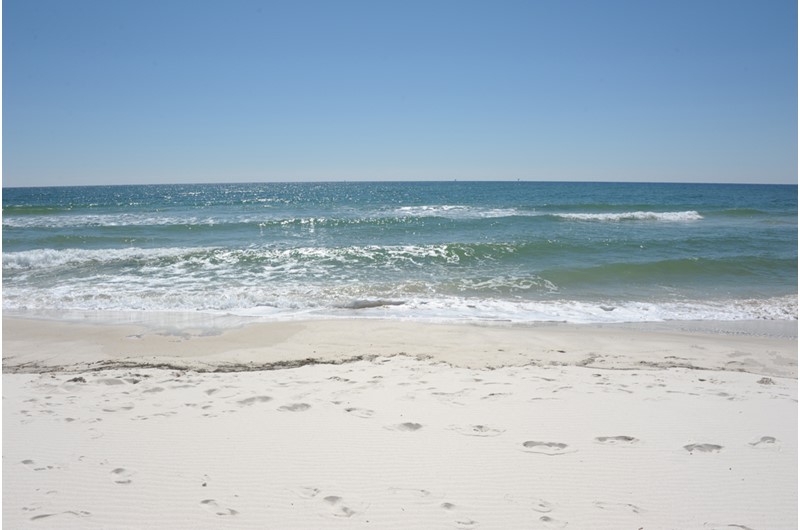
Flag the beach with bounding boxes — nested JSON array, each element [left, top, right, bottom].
[[3, 315, 797, 529], [4, 181, 797, 528], [4, 0, 798, 524]]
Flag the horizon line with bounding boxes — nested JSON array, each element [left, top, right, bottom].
[[3, 179, 798, 190]]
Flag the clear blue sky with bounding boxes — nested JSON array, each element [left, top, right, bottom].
[[3, 0, 797, 186]]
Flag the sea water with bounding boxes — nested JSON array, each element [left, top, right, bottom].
[[2, 181, 797, 323]]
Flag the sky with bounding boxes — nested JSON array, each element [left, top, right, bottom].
[[2, 0, 798, 187]]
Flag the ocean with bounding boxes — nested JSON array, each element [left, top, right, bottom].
[[2, 181, 797, 323]]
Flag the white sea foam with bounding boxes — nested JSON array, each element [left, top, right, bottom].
[[553, 211, 703, 222], [1, 214, 212, 229], [2, 247, 208, 270], [392, 205, 534, 219], [324, 296, 798, 324], [5, 242, 795, 324], [2, 213, 335, 229], [2, 208, 705, 228], [3, 270, 795, 324], [4, 208, 527, 228], [2, 243, 507, 272]]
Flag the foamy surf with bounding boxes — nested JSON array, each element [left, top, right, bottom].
[[552, 210, 704, 222]]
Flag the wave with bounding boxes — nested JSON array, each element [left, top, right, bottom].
[[1, 214, 360, 230], [3, 204, 547, 228], [551, 211, 703, 222], [2, 209, 706, 230], [393, 207, 707, 223], [2, 211, 520, 229], [4, 249, 795, 322], [7, 246, 795, 292], [367, 295, 798, 323], [3, 281, 795, 323], [391, 205, 536, 219], [2, 213, 212, 229], [2, 247, 197, 270], [2, 243, 526, 272]]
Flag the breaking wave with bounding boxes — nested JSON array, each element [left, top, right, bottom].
[[552, 211, 703, 222]]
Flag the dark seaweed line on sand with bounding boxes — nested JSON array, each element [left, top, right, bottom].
[[2, 354, 388, 375]]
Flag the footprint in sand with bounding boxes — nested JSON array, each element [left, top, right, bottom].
[[449, 424, 505, 437], [278, 403, 311, 412], [101, 404, 135, 413], [236, 396, 273, 406], [481, 392, 511, 400], [343, 407, 374, 419], [291, 486, 322, 499], [110, 467, 135, 484], [684, 443, 723, 453], [321, 495, 356, 518], [385, 422, 423, 432], [388, 487, 442, 505], [594, 435, 639, 445], [437, 499, 479, 527], [539, 514, 568, 528], [531, 498, 554, 513], [503, 493, 554, 514], [200, 499, 239, 516], [521, 441, 574, 456], [21, 459, 51, 471], [749, 436, 780, 450], [30, 511, 91, 522], [594, 501, 642, 514]]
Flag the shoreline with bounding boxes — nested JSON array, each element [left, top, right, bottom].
[[3, 313, 797, 377]]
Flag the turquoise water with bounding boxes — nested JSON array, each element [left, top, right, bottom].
[[3, 181, 797, 322]]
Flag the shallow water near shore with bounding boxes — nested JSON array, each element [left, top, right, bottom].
[[3, 181, 797, 323]]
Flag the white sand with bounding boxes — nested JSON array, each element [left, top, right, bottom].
[[3, 315, 797, 528]]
